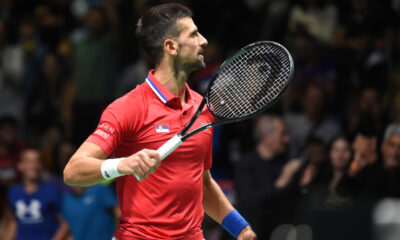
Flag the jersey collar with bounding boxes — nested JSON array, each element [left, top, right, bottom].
[[145, 70, 193, 107]]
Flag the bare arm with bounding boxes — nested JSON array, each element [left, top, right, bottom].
[[202, 170, 256, 240], [3, 207, 16, 240], [51, 213, 69, 240], [63, 142, 161, 187]]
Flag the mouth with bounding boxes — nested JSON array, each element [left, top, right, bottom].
[[198, 48, 204, 55]]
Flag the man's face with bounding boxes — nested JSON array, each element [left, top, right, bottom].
[[267, 120, 290, 155], [382, 135, 400, 168], [18, 150, 42, 181], [175, 17, 208, 71]]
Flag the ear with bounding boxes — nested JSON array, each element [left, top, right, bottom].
[[163, 39, 178, 56]]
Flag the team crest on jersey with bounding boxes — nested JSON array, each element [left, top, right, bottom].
[[155, 123, 169, 133]]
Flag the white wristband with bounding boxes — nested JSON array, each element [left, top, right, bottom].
[[101, 158, 125, 180]]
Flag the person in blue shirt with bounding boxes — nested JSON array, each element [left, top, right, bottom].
[[62, 184, 120, 240], [4, 148, 69, 240]]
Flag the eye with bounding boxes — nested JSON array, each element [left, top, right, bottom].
[[191, 31, 198, 38]]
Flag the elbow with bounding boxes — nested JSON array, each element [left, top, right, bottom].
[[63, 166, 73, 186], [63, 161, 77, 186]]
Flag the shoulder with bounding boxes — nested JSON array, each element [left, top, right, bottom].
[[189, 88, 203, 101], [103, 84, 148, 127], [7, 184, 24, 197], [238, 149, 259, 165], [40, 182, 61, 194], [108, 84, 147, 113]]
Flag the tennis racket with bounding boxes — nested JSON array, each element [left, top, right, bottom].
[[135, 41, 294, 181]]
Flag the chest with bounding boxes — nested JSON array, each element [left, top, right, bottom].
[[116, 101, 213, 165], [10, 187, 58, 223]]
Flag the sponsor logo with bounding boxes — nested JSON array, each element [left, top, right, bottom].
[[99, 123, 115, 134], [94, 129, 109, 139], [15, 199, 43, 223]]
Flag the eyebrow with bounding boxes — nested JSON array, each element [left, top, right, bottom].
[[190, 29, 198, 36]]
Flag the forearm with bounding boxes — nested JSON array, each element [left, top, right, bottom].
[[51, 220, 69, 240], [64, 142, 161, 186], [3, 218, 16, 240], [202, 175, 234, 223], [203, 171, 255, 239]]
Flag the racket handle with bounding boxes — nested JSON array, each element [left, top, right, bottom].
[[134, 135, 182, 181]]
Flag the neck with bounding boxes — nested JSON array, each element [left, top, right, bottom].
[[154, 59, 189, 104], [23, 178, 40, 194], [306, 111, 321, 124], [257, 143, 274, 160], [332, 169, 344, 178]]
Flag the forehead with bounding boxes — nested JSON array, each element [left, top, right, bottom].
[[21, 150, 41, 161], [274, 119, 286, 131], [387, 135, 400, 144], [176, 17, 197, 34]]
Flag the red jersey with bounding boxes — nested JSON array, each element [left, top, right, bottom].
[[86, 70, 214, 240]]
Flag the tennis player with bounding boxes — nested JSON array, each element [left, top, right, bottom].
[[63, 3, 256, 240]]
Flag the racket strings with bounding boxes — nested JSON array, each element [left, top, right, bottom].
[[208, 43, 291, 119]]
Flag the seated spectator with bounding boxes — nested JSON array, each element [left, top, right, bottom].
[[4, 148, 68, 240], [337, 122, 400, 201], [332, 122, 400, 240], [284, 84, 341, 158], [343, 87, 388, 141], [234, 114, 300, 239], [62, 184, 120, 240], [0, 116, 24, 226], [324, 136, 352, 209], [288, 0, 338, 45]]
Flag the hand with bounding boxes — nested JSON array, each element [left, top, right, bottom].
[[238, 226, 257, 240], [275, 158, 302, 188], [282, 158, 302, 176], [349, 134, 377, 176], [117, 149, 161, 180]]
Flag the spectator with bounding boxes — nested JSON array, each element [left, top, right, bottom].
[[0, 115, 23, 239], [70, 4, 119, 144], [324, 136, 352, 209], [234, 114, 300, 239], [0, 116, 23, 189], [26, 53, 69, 142], [286, 31, 337, 111], [4, 148, 68, 240], [62, 184, 120, 240], [114, 49, 152, 97], [339, 122, 400, 198], [287, 0, 338, 45], [0, 19, 25, 127], [343, 87, 388, 140], [284, 84, 341, 158], [333, 122, 400, 240]]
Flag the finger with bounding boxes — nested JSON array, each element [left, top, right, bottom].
[[141, 153, 157, 173], [143, 149, 162, 167], [137, 152, 151, 173], [132, 162, 145, 178]]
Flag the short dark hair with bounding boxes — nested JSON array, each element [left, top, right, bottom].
[[135, 3, 193, 64]]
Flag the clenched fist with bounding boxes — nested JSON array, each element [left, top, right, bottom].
[[118, 149, 162, 181]]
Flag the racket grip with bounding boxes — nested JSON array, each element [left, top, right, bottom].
[[134, 135, 182, 181]]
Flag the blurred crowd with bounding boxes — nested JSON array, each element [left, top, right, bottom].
[[0, 0, 400, 239]]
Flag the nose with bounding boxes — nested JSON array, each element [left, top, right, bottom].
[[199, 33, 208, 47], [284, 134, 290, 143]]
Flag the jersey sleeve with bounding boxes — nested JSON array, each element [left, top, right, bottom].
[[86, 95, 142, 156]]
